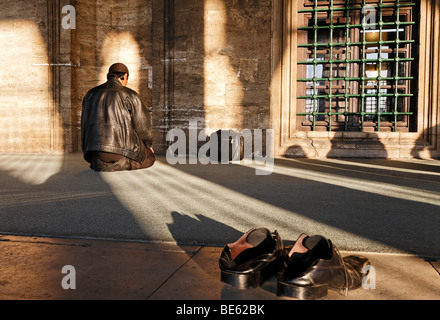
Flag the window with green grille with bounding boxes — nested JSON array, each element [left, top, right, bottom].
[[296, 0, 418, 132]]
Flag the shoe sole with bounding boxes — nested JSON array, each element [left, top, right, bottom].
[[221, 269, 264, 290], [277, 281, 328, 300], [221, 256, 283, 290]]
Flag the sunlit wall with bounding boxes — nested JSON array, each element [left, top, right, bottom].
[[0, 20, 63, 154], [203, 0, 244, 133], [98, 31, 142, 93]]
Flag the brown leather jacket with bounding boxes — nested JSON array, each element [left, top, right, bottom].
[[81, 78, 153, 164]]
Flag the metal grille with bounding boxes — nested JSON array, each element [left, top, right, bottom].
[[296, 0, 417, 132]]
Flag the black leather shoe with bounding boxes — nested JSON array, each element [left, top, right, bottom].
[[219, 228, 284, 289], [277, 234, 370, 300]]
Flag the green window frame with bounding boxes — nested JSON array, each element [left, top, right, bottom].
[[296, 0, 418, 132]]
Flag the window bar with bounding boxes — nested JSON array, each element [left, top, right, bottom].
[[298, 76, 413, 82], [312, 0, 319, 131], [298, 21, 414, 31], [328, 0, 335, 131], [393, 0, 401, 132], [298, 2, 416, 13], [344, 0, 351, 131], [297, 0, 415, 132], [298, 57, 413, 64], [377, 0, 384, 132], [360, 0, 367, 131], [298, 92, 412, 99]]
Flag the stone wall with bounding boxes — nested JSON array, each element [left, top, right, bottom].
[[152, 0, 273, 152], [71, 0, 154, 152], [2, 0, 438, 159], [0, 0, 62, 153], [0, 0, 273, 155]]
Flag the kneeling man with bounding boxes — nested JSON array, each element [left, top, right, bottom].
[[81, 63, 155, 172]]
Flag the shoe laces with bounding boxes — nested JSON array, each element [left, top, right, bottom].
[[334, 245, 349, 296]]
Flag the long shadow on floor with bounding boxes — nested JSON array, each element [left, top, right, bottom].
[[161, 157, 440, 257]]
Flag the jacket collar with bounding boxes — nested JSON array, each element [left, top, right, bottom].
[[107, 78, 122, 86]]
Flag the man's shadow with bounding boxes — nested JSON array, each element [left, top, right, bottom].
[[166, 211, 243, 246]]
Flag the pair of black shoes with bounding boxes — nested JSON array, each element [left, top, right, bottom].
[[219, 228, 370, 300]]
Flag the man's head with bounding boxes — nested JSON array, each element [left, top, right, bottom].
[[107, 63, 129, 86]]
